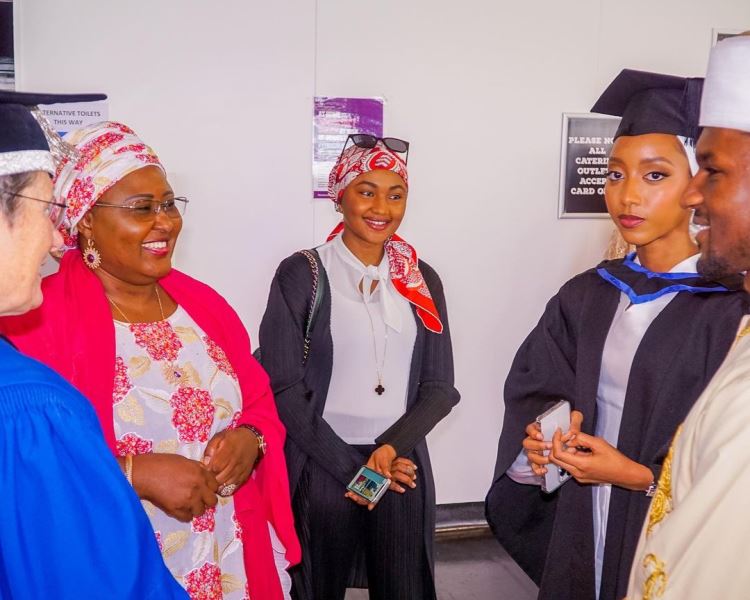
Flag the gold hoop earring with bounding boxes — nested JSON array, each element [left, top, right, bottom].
[[83, 238, 102, 270]]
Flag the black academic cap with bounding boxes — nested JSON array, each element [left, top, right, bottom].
[[0, 91, 106, 107], [591, 69, 703, 140], [0, 91, 106, 175]]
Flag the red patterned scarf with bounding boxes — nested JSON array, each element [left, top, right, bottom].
[[327, 140, 442, 333], [326, 223, 443, 334]]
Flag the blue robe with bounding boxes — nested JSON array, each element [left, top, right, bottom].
[[0, 337, 187, 599]]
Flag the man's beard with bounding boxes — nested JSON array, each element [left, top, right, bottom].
[[698, 244, 750, 288], [697, 251, 736, 280]]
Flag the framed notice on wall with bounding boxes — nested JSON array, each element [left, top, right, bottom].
[[0, 0, 14, 91], [558, 113, 620, 219]]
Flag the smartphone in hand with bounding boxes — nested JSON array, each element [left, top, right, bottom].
[[347, 466, 391, 505], [536, 400, 572, 493]]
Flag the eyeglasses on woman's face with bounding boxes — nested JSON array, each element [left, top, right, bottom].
[[94, 196, 189, 222], [11, 193, 68, 227]]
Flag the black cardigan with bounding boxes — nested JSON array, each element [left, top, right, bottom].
[[259, 251, 460, 571], [485, 260, 748, 600]]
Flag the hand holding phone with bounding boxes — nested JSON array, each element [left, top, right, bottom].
[[536, 400, 572, 493], [347, 466, 391, 506]]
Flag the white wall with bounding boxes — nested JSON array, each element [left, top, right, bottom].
[[15, 0, 317, 334], [15, 0, 750, 504]]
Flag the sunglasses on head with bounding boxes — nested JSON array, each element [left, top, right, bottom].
[[341, 134, 410, 163]]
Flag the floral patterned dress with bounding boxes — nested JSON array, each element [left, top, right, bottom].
[[112, 307, 248, 600]]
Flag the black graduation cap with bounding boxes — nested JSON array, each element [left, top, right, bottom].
[[591, 69, 703, 140], [0, 91, 106, 176]]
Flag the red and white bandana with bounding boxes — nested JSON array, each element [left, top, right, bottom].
[[54, 121, 164, 250], [328, 141, 409, 205], [326, 141, 443, 334]]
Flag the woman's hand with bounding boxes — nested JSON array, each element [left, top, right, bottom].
[[366, 444, 397, 478], [202, 427, 259, 487], [522, 421, 551, 476], [344, 490, 376, 510], [548, 428, 654, 490], [131, 453, 219, 522], [388, 457, 418, 493], [344, 444, 408, 510], [522, 410, 582, 476]]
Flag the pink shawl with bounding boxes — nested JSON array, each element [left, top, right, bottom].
[[0, 251, 300, 599]]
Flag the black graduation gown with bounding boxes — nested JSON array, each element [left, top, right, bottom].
[[485, 259, 748, 600]]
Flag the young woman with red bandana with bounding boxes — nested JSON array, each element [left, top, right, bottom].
[[259, 135, 460, 600]]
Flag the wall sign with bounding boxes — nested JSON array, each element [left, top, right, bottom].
[[38, 99, 109, 135], [0, 0, 14, 91], [313, 97, 384, 199], [558, 113, 620, 219]]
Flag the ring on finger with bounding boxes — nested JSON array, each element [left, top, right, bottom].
[[218, 483, 238, 497]]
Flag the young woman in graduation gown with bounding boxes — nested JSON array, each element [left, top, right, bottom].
[[259, 135, 460, 600], [485, 70, 749, 600]]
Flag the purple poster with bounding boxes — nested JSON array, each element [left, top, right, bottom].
[[313, 97, 384, 199]]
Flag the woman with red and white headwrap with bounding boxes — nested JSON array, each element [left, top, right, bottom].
[[0, 122, 300, 600], [259, 135, 460, 600]]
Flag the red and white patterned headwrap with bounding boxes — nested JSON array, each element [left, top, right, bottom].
[[328, 141, 409, 205], [327, 140, 443, 334], [54, 121, 164, 250]]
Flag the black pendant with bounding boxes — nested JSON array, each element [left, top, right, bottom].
[[375, 384, 385, 395]]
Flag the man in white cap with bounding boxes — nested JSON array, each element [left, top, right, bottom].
[[627, 33, 750, 599]]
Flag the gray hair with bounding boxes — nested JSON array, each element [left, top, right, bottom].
[[0, 171, 36, 223]]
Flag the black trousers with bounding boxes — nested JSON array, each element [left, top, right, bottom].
[[291, 446, 434, 600]]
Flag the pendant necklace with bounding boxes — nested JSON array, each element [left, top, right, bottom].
[[107, 286, 166, 324], [362, 290, 388, 396]]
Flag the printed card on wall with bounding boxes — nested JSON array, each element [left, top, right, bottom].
[[37, 99, 109, 135], [313, 97, 384, 199], [0, 0, 14, 91], [558, 113, 620, 218]]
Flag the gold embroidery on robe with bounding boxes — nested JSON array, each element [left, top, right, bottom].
[[642, 553, 667, 599], [646, 426, 681, 537], [731, 316, 750, 350]]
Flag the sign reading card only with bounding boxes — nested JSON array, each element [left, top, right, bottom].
[[558, 113, 620, 218]]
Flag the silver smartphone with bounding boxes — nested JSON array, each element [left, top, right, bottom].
[[347, 466, 391, 505], [536, 400, 572, 494]]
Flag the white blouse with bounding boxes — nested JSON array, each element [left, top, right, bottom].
[[318, 235, 417, 444]]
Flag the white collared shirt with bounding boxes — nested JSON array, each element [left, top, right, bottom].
[[318, 235, 417, 444]]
